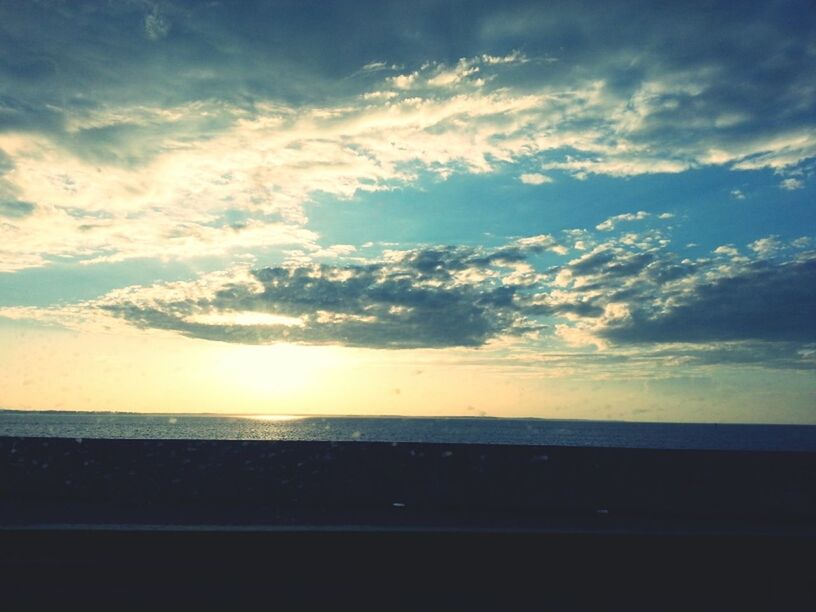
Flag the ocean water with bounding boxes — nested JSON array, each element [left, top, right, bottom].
[[1, 411, 816, 451]]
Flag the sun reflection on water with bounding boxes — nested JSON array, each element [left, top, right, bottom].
[[237, 414, 308, 422]]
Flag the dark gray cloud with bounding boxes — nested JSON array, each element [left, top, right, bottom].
[[602, 258, 816, 344], [101, 245, 542, 349], [543, 230, 816, 359], [485, 2, 816, 132], [534, 239, 816, 369]]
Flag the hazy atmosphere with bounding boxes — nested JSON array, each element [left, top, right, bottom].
[[1, 0, 814, 422]]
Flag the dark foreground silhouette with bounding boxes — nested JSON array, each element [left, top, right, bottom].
[[1, 437, 814, 609]]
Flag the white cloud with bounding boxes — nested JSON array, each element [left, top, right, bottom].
[[388, 53, 527, 92], [730, 189, 746, 200], [749, 236, 781, 257], [519, 173, 553, 185], [596, 211, 650, 232], [390, 73, 417, 89], [362, 61, 389, 72], [541, 156, 690, 179], [512, 234, 566, 255], [310, 244, 358, 258], [780, 177, 804, 190], [713, 245, 740, 257]]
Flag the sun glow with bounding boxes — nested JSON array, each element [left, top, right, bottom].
[[212, 342, 350, 402]]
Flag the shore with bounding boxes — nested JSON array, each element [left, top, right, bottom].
[[2, 436, 815, 608], [1, 436, 814, 532]]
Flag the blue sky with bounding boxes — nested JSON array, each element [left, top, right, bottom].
[[0, 0, 814, 420]]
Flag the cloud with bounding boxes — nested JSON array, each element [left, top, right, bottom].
[[111, 237, 816, 353], [730, 189, 746, 200], [749, 236, 781, 257], [92, 243, 551, 349], [144, 8, 171, 41], [361, 61, 391, 72], [0, 0, 814, 374], [0, 1, 812, 275], [5, 223, 815, 371], [386, 52, 527, 91], [601, 257, 816, 344], [519, 173, 552, 185], [780, 177, 804, 190], [641, 341, 816, 371], [596, 211, 650, 232], [541, 156, 691, 179], [0, 52, 565, 271], [541, 228, 816, 354], [713, 244, 740, 257]]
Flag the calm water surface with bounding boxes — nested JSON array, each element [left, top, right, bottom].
[[1, 411, 816, 451]]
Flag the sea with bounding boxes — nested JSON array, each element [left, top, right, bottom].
[[1, 411, 816, 451]]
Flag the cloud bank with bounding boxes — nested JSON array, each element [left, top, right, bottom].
[[96, 240, 561, 349], [3, 222, 808, 371]]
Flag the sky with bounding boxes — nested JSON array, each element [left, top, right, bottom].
[[0, 0, 814, 422]]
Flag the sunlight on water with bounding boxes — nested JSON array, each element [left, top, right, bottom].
[[2, 412, 816, 451], [237, 414, 307, 422]]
